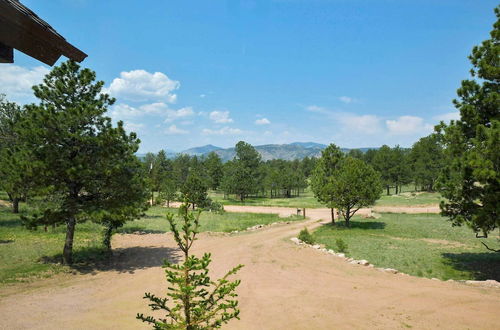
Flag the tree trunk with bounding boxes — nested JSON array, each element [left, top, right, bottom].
[[386, 185, 390, 195], [330, 208, 335, 225], [167, 199, 170, 207], [395, 185, 399, 194], [345, 207, 351, 227], [63, 215, 76, 264], [12, 197, 19, 214]]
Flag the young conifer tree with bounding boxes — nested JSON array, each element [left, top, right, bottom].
[[137, 203, 243, 329]]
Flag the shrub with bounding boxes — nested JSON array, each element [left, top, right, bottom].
[[335, 238, 348, 253], [298, 228, 315, 244], [137, 203, 243, 329]]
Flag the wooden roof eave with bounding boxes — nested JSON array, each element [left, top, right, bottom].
[[0, 0, 87, 65]]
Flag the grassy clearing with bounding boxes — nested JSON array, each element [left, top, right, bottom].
[[119, 206, 302, 234], [0, 203, 299, 284], [209, 188, 323, 208], [312, 213, 500, 281], [210, 186, 443, 209]]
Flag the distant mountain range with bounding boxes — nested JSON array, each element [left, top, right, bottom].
[[137, 142, 377, 162]]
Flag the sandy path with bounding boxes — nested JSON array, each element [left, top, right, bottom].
[[0, 206, 498, 329]]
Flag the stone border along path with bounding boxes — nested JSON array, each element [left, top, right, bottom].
[[172, 203, 499, 289], [0, 204, 499, 329]]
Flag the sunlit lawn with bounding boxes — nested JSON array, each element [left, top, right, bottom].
[[210, 186, 444, 209], [312, 213, 500, 281], [0, 203, 300, 284]]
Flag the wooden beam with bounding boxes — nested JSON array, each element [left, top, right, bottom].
[[0, 42, 13, 63], [0, 0, 87, 64]]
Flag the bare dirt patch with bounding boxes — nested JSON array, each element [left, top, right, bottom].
[[0, 206, 498, 329]]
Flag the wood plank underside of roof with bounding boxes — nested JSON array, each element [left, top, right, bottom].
[[0, 1, 87, 65], [0, 42, 14, 63]]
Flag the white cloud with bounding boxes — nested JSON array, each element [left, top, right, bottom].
[[255, 118, 271, 125], [123, 122, 145, 133], [306, 105, 331, 115], [105, 70, 179, 102], [199, 94, 206, 98], [110, 103, 193, 123], [209, 110, 233, 123], [202, 127, 242, 135], [386, 116, 433, 135], [165, 125, 189, 135], [433, 111, 460, 122], [0, 65, 50, 104], [165, 107, 194, 123], [339, 96, 356, 104], [338, 113, 382, 135]]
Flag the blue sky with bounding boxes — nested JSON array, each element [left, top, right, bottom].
[[1, 0, 497, 152]]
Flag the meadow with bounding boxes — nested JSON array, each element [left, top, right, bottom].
[[210, 186, 444, 209], [0, 203, 300, 284], [312, 213, 500, 281]]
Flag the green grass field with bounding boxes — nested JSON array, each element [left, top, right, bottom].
[[210, 186, 443, 209], [312, 213, 500, 281], [0, 204, 300, 284]]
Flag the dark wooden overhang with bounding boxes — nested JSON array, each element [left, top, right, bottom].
[[0, 0, 87, 65]]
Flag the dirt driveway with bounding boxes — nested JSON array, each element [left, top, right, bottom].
[[0, 206, 498, 329]]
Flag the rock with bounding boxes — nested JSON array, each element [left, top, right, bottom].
[[431, 278, 440, 281], [290, 237, 301, 244], [336, 253, 346, 258], [320, 248, 328, 252], [346, 257, 354, 262], [383, 268, 398, 274], [350, 260, 358, 264], [367, 264, 375, 268], [327, 249, 335, 254], [358, 260, 369, 266], [465, 280, 500, 288], [312, 244, 321, 249]]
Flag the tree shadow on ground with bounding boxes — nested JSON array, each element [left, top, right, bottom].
[[117, 226, 166, 234], [41, 245, 181, 276], [0, 218, 21, 227], [442, 251, 500, 281]]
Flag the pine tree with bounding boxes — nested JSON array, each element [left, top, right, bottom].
[[436, 6, 499, 241], [137, 203, 243, 329], [19, 60, 148, 263], [310, 144, 344, 223]]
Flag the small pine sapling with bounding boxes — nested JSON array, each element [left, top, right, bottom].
[[137, 203, 243, 329]]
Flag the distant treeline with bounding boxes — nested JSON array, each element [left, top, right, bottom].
[[143, 135, 444, 204]]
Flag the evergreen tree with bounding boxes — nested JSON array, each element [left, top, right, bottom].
[[221, 141, 261, 201], [138, 203, 243, 329], [181, 173, 209, 210], [204, 152, 224, 190], [436, 6, 500, 240], [19, 60, 147, 264], [310, 144, 344, 223], [329, 157, 382, 227], [0, 95, 34, 213], [409, 135, 444, 191]]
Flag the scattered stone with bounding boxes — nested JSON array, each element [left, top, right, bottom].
[[336, 253, 346, 258], [358, 260, 369, 266], [465, 280, 500, 288], [383, 268, 398, 274], [290, 237, 301, 244], [367, 264, 374, 268], [312, 244, 321, 249], [431, 278, 440, 281], [350, 260, 358, 265], [320, 248, 328, 252], [327, 249, 335, 254], [346, 257, 354, 262]]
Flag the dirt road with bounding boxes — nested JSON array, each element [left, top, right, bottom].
[[0, 206, 498, 329]]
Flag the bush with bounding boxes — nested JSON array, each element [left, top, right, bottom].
[[335, 238, 348, 253], [200, 198, 225, 214], [298, 227, 315, 244]]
